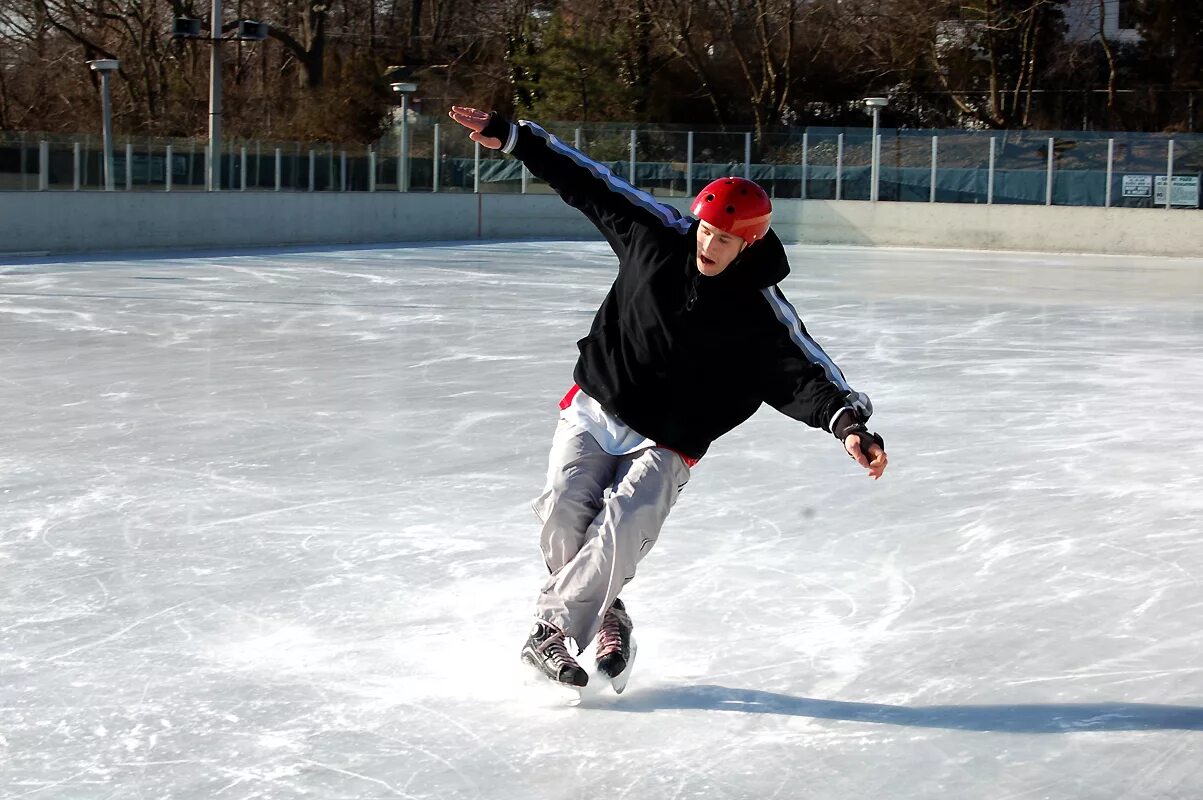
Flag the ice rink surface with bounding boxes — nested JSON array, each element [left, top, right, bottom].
[[2, 239, 1202, 799]]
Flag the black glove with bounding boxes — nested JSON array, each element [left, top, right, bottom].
[[832, 409, 885, 456], [480, 111, 513, 145]]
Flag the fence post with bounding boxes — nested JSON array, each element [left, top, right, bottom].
[[744, 131, 752, 180], [629, 129, 637, 186], [686, 130, 694, 197], [930, 135, 938, 203], [73, 142, 81, 191], [836, 133, 844, 201], [575, 128, 582, 151], [39, 141, 48, 191], [433, 123, 441, 193], [241, 146, 247, 191], [474, 140, 481, 194], [521, 163, 529, 194], [309, 149, 315, 192], [1105, 139, 1114, 208], [801, 132, 808, 201], [125, 142, 133, 190], [987, 136, 996, 205], [275, 148, 282, 191], [1165, 139, 1175, 210], [166, 144, 173, 192], [340, 150, 347, 192], [369, 147, 376, 192], [1045, 137, 1054, 206]]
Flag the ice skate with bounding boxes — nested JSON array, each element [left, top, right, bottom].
[[595, 598, 637, 694], [520, 620, 589, 702]]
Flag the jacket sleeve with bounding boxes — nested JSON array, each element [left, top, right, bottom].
[[757, 284, 873, 433], [495, 117, 693, 259]]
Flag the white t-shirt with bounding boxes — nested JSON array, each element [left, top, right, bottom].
[[559, 386, 656, 456]]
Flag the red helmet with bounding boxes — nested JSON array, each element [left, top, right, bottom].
[[690, 177, 772, 244]]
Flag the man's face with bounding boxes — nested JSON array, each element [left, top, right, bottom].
[[695, 220, 746, 277]]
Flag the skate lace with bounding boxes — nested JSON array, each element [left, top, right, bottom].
[[537, 628, 576, 667], [596, 610, 622, 657]]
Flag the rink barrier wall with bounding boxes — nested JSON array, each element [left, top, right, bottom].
[[0, 191, 1199, 257]]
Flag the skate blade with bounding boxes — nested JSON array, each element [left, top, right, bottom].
[[609, 637, 637, 695], [521, 663, 583, 707]]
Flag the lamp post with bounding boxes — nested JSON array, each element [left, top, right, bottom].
[[864, 97, 888, 202], [390, 81, 418, 192], [173, 15, 266, 192], [88, 59, 119, 191], [207, 0, 223, 191]]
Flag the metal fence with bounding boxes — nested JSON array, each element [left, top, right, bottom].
[[1, 123, 1199, 209]]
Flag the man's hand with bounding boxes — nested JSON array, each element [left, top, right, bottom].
[[448, 106, 504, 150], [845, 433, 888, 480]]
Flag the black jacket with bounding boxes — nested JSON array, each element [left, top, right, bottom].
[[496, 117, 867, 460]]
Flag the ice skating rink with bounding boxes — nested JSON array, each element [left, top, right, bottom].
[[3, 240, 1202, 799]]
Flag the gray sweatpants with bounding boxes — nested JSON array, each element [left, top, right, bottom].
[[530, 419, 691, 650]]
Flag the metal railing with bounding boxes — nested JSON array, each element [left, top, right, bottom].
[[1, 124, 1199, 209]]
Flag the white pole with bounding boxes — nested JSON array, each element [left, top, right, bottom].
[[166, 144, 173, 192], [1105, 138, 1114, 208], [1166, 139, 1175, 210], [73, 141, 81, 191], [274, 148, 281, 191], [875, 134, 883, 201], [474, 140, 481, 193], [399, 93, 410, 192], [575, 128, 582, 151], [240, 146, 247, 191], [125, 142, 133, 190], [1045, 137, 1055, 206], [870, 108, 880, 201], [521, 164, 528, 194], [39, 141, 48, 191], [369, 148, 376, 192], [629, 129, 637, 187], [930, 135, 938, 203], [433, 122, 441, 192], [207, 0, 222, 191], [744, 131, 752, 180], [801, 132, 808, 201], [686, 130, 694, 197], [987, 136, 996, 205], [100, 72, 115, 191], [836, 133, 844, 201]]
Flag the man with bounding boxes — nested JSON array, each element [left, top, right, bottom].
[[448, 106, 888, 694]]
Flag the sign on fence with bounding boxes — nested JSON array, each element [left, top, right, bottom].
[[1154, 176, 1200, 207], [111, 154, 167, 182], [1122, 175, 1152, 197]]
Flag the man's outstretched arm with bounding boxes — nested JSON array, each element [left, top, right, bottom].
[[448, 106, 690, 257]]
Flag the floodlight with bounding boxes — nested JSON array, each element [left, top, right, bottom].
[[172, 17, 204, 38], [88, 59, 119, 72], [236, 20, 269, 40]]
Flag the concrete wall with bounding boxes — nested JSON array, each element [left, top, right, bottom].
[[1, 190, 1199, 257]]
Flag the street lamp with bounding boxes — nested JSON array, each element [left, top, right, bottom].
[[174, 10, 267, 191], [88, 59, 119, 191], [390, 80, 418, 192], [864, 97, 888, 202]]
